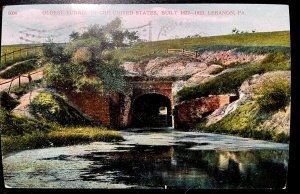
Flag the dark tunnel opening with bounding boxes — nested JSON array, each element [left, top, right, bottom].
[[131, 94, 172, 128]]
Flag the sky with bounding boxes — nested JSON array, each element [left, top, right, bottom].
[[1, 4, 290, 45]]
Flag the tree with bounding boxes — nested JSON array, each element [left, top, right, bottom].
[[69, 31, 80, 41], [43, 18, 133, 94]]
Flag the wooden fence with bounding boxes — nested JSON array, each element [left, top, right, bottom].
[[0, 69, 43, 93], [167, 48, 199, 58], [1, 45, 43, 64]]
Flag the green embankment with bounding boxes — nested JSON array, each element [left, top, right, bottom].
[[0, 44, 43, 70], [0, 91, 123, 155], [177, 52, 290, 101], [112, 31, 290, 62]]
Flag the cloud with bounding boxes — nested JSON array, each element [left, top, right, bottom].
[[10, 8, 88, 30]]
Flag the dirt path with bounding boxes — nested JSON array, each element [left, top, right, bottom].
[[12, 88, 45, 117], [0, 67, 44, 91]]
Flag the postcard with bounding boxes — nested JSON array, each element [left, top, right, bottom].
[[0, 2, 290, 189]]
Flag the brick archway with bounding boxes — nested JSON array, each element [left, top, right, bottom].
[[131, 93, 172, 127], [120, 80, 174, 127]]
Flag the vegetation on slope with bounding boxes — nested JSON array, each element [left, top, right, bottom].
[[177, 52, 290, 101], [198, 75, 290, 143], [28, 92, 93, 126], [0, 44, 42, 70], [0, 58, 38, 79], [0, 107, 123, 155], [111, 31, 290, 62], [0, 91, 19, 111]]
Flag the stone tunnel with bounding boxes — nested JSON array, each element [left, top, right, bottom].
[[65, 77, 237, 129]]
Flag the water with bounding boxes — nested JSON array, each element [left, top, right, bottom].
[[2, 128, 289, 189]]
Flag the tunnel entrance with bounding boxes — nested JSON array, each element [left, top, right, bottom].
[[131, 94, 172, 127]]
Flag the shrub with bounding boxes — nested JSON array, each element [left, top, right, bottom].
[[28, 92, 93, 126], [255, 77, 290, 112], [72, 47, 92, 64], [273, 132, 289, 143], [0, 91, 19, 111], [42, 62, 86, 91]]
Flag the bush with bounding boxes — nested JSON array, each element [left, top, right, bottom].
[[273, 132, 289, 143], [0, 91, 19, 111], [42, 62, 86, 91], [0, 58, 37, 79], [28, 92, 93, 126], [255, 77, 290, 112]]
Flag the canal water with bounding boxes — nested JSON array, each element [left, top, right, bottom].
[[2, 128, 289, 189]]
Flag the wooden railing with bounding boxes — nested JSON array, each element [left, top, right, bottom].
[[167, 48, 199, 58], [1, 45, 43, 64], [0, 69, 43, 93]]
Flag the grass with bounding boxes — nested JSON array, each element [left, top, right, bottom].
[[5, 80, 42, 98], [28, 91, 93, 126], [210, 67, 224, 75], [1, 126, 123, 156], [1, 44, 43, 70], [0, 107, 123, 155], [198, 102, 289, 143], [177, 52, 291, 102], [47, 127, 124, 146], [1, 44, 42, 55], [0, 54, 36, 71], [111, 31, 290, 62], [194, 45, 290, 55], [0, 58, 38, 79]]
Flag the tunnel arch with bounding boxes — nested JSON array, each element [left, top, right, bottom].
[[131, 93, 172, 127]]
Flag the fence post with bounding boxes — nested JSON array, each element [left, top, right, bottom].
[[8, 78, 14, 94], [2, 54, 6, 63], [19, 75, 21, 87], [26, 49, 28, 57]]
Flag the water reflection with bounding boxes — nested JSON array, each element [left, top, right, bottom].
[[3, 130, 289, 189], [77, 144, 288, 189]]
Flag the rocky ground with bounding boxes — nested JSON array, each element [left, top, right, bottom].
[[204, 71, 291, 135], [122, 50, 265, 95]]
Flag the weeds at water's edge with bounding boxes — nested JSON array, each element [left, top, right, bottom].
[[1, 127, 124, 156]]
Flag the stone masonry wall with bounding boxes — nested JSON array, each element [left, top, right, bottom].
[[174, 95, 237, 129], [65, 91, 111, 126]]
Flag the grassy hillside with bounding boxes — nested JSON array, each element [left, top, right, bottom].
[[1, 44, 42, 55], [0, 44, 43, 70], [177, 52, 291, 101], [112, 31, 290, 62]]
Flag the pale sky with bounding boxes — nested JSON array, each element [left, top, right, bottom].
[[1, 4, 290, 45]]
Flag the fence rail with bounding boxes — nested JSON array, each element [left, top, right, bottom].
[[1, 45, 43, 64], [0, 69, 43, 93], [167, 48, 199, 58]]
